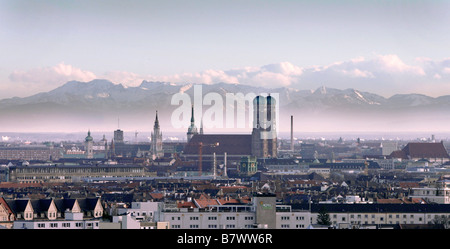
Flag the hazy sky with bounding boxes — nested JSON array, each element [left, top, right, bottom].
[[1, 0, 450, 99]]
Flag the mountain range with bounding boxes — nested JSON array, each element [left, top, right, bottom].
[[1, 79, 450, 135]]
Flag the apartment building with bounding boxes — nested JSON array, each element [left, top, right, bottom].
[[163, 206, 256, 229], [0, 145, 61, 161], [3, 197, 104, 229], [13, 210, 101, 229], [105, 196, 450, 229], [276, 206, 311, 229], [116, 201, 164, 223], [291, 203, 450, 228], [6, 163, 151, 183], [409, 180, 450, 204], [108, 194, 276, 229]]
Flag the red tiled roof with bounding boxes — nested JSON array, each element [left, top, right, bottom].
[[403, 198, 426, 204], [177, 201, 196, 208], [217, 198, 240, 205], [0, 182, 43, 188], [403, 142, 449, 159], [239, 197, 251, 204], [149, 193, 164, 200], [389, 150, 407, 159], [377, 199, 403, 204], [398, 182, 420, 188], [194, 198, 220, 208], [377, 197, 427, 204], [389, 142, 450, 159]]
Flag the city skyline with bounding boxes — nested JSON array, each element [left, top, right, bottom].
[[3, 1, 450, 236], [1, 0, 450, 100]]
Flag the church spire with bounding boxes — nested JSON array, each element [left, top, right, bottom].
[[151, 110, 163, 159], [154, 110, 160, 129], [187, 105, 198, 142]]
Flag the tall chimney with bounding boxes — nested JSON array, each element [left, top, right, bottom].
[[224, 152, 228, 177], [290, 115, 294, 151], [213, 152, 217, 180]]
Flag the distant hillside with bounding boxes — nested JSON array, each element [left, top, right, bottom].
[[1, 79, 450, 134]]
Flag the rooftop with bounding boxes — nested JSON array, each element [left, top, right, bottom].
[[183, 134, 252, 155]]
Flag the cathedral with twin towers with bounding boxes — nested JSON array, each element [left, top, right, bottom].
[[183, 95, 278, 161], [85, 95, 277, 163]]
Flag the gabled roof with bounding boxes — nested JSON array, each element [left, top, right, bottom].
[[30, 199, 53, 213], [402, 142, 449, 159], [183, 134, 252, 155], [5, 199, 29, 214], [149, 193, 164, 200], [217, 198, 240, 205], [4, 197, 102, 218], [77, 198, 101, 211], [193, 194, 220, 208], [194, 198, 220, 208], [0, 197, 14, 218], [53, 198, 77, 212], [177, 201, 196, 208], [389, 150, 407, 159]]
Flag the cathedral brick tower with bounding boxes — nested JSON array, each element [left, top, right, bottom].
[[251, 95, 277, 158]]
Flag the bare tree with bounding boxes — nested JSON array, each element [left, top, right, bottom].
[[431, 215, 450, 229]]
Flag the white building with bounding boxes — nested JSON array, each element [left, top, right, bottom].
[[14, 210, 100, 229], [103, 194, 450, 229], [108, 214, 169, 229], [409, 180, 450, 204], [163, 205, 256, 229], [276, 206, 311, 229], [116, 201, 163, 222], [374, 159, 396, 170]]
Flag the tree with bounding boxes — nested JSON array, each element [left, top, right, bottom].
[[431, 215, 450, 229], [317, 206, 331, 226]]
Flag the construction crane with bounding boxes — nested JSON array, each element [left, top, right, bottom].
[[196, 142, 219, 176], [363, 160, 369, 176]]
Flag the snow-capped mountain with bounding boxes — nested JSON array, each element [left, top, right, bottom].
[[1, 79, 449, 133]]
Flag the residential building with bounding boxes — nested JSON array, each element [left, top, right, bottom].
[[116, 201, 164, 223], [298, 203, 450, 228], [6, 197, 103, 229], [6, 163, 153, 183], [108, 214, 168, 229], [0, 145, 61, 161], [13, 210, 101, 229], [0, 197, 15, 229], [409, 180, 450, 204]]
